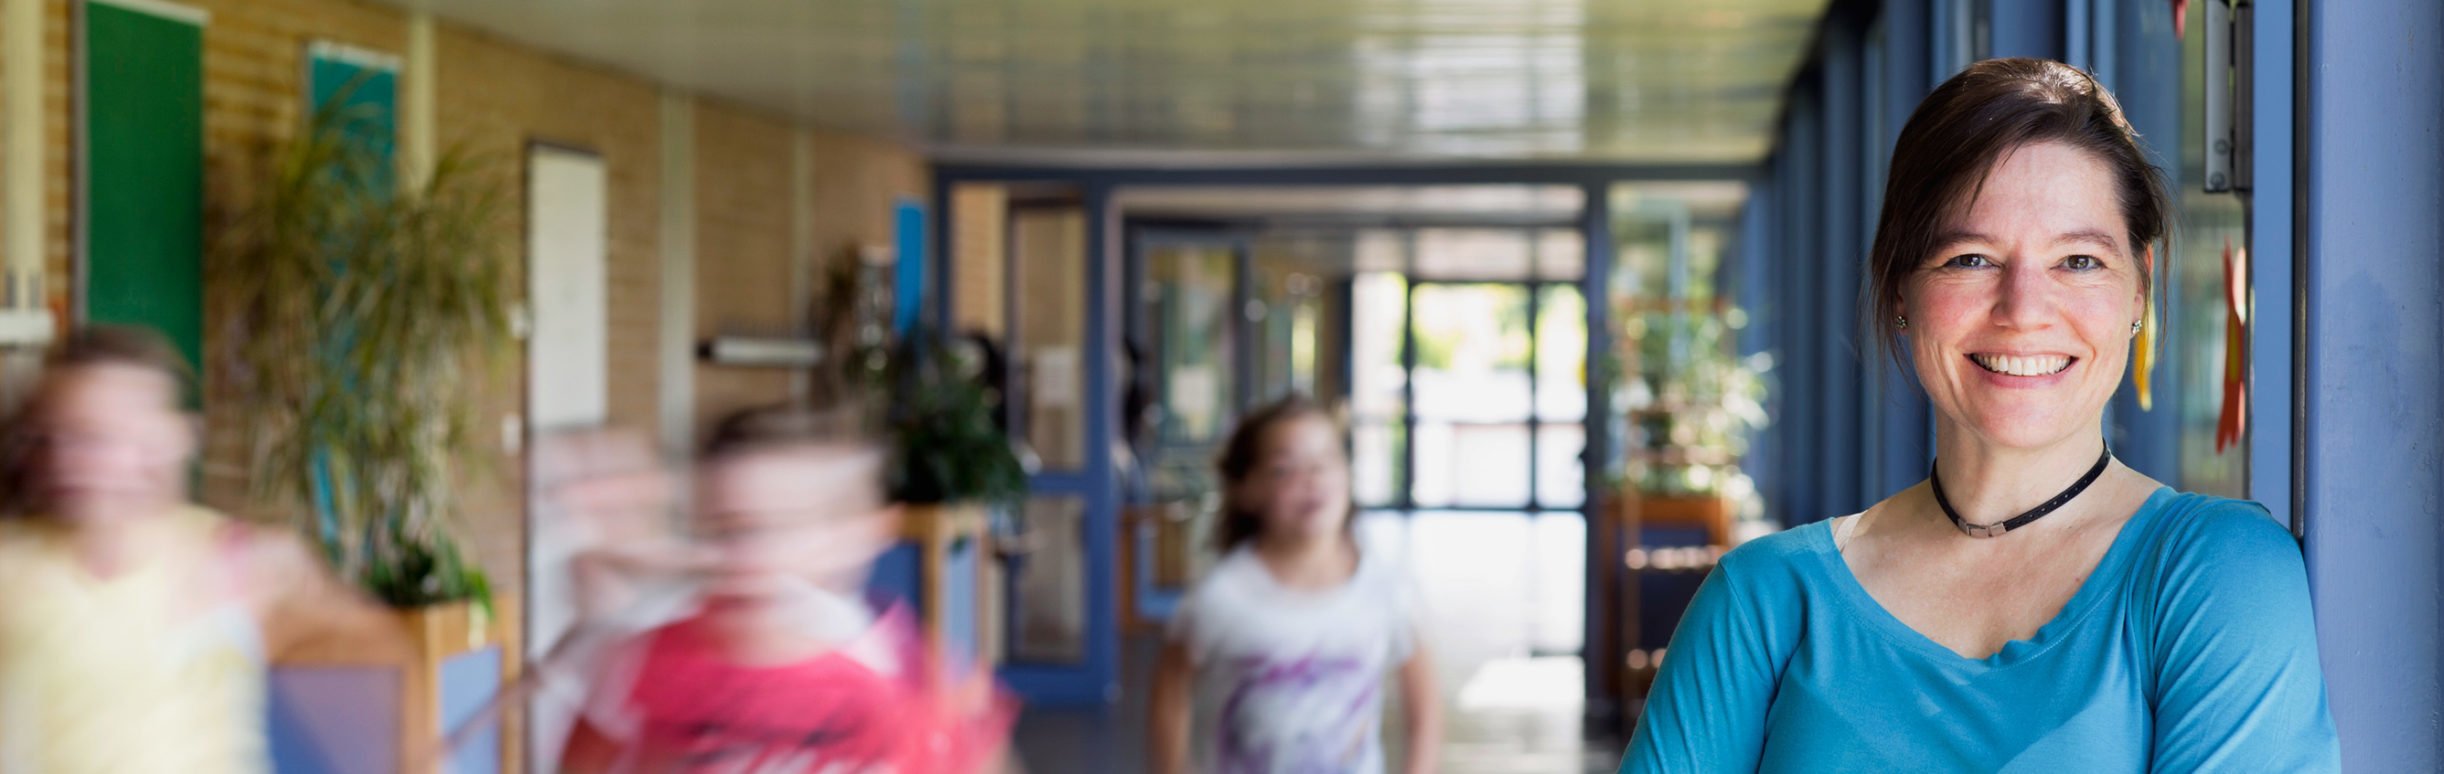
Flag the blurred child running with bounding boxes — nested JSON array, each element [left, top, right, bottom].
[[0, 325, 399, 773], [557, 413, 1014, 774], [1150, 395, 1443, 774]]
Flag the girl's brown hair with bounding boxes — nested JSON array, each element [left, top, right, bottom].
[[1210, 394, 1347, 551], [1865, 57, 2172, 369]]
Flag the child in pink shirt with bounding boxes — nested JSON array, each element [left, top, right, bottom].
[[558, 434, 1012, 774]]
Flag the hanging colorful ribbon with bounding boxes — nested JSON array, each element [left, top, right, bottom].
[[2216, 237, 2250, 453]]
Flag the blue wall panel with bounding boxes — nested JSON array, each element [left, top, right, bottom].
[[440, 648, 503, 774], [1787, 85, 1823, 523], [1986, 0, 2065, 61], [2301, 0, 2444, 768], [869, 541, 924, 613], [1871, 0, 1936, 501], [1816, 19, 1865, 519]]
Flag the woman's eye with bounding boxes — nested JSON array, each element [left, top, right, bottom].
[[2064, 255, 2102, 271], [1943, 254, 1990, 269]]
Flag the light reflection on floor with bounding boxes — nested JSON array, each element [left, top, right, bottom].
[[1012, 511, 1621, 774]]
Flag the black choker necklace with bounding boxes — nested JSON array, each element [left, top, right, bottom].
[[1928, 445, 2113, 538]]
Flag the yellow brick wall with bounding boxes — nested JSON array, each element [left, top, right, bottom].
[[433, 23, 665, 449], [691, 99, 797, 441], [688, 115, 932, 446], [809, 129, 930, 271]]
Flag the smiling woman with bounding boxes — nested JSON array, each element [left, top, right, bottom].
[[1618, 59, 2339, 773]]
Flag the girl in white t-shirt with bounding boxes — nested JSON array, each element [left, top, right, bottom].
[[1150, 396, 1443, 774]]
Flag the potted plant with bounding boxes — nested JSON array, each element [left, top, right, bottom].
[[868, 327, 1029, 662], [212, 96, 514, 772], [1616, 301, 1770, 543]]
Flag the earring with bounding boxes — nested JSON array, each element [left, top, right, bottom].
[[1896, 315, 1909, 330], [2131, 319, 2142, 334]]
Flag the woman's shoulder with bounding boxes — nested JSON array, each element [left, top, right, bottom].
[[1718, 519, 1833, 573], [1700, 520, 1837, 600], [2136, 490, 2293, 562], [2126, 489, 2304, 602]]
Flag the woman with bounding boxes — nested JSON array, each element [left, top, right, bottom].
[[1618, 59, 2337, 772]]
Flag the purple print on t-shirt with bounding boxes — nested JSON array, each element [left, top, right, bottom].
[[1216, 654, 1382, 774]]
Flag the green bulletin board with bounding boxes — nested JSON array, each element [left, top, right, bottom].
[[81, 0, 205, 377]]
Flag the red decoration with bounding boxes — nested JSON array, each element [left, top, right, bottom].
[[2216, 237, 2249, 454]]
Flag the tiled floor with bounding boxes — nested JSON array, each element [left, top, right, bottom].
[[1010, 512, 1624, 773]]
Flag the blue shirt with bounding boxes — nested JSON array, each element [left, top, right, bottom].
[[1619, 488, 2339, 773]]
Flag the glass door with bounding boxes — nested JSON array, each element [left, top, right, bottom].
[[992, 193, 1122, 707], [1125, 228, 1250, 623]]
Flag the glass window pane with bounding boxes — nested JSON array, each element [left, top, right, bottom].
[[1352, 420, 1404, 508], [1013, 207, 1087, 470], [2168, 6, 2249, 498], [1410, 284, 1531, 423], [1415, 421, 1533, 508], [1537, 228, 1585, 280], [1149, 243, 1238, 446], [1009, 494, 1088, 664], [1538, 423, 1587, 508], [1537, 284, 1588, 421], [1351, 273, 1409, 421]]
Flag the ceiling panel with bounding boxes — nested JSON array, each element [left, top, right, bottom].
[[390, 0, 1830, 163]]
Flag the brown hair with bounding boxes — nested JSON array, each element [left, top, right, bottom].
[[1865, 57, 2172, 369], [42, 325, 193, 396], [1210, 394, 1348, 551], [701, 405, 883, 483]]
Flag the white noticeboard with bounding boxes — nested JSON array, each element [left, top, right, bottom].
[[523, 144, 608, 772]]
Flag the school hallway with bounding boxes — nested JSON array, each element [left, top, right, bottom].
[[1014, 512, 1622, 774]]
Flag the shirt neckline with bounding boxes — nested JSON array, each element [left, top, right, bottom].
[[1229, 541, 1377, 602], [1807, 486, 2175, 670]]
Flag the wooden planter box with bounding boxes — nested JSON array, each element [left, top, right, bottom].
[[1120, 502, 1201, 634], [873, 503, 996, 669], [268, 599, 519, 774], [1591, 491, 1733, 736]]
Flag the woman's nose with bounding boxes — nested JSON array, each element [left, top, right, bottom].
[[1990, 259, 2058, 330]]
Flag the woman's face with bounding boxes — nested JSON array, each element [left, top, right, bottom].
[[1905, 141, 2147, 452]]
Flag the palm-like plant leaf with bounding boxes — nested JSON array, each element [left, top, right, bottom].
[[213, 95, 510, 606]]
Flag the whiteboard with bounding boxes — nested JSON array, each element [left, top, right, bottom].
[[525, 146, 609, 430]]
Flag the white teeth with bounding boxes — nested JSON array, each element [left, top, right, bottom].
[[1972, 354, 2071, 376]]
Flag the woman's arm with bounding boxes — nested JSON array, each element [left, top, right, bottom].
[[1149, 638, 1197, 774], [1395, 639, 1443, 774], [2144, 503, 2339, 772], [1617, 546, 1791, 773]]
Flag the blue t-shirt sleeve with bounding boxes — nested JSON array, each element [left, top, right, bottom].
[[2142, 501, 2340, 772], [1619, 541, 1796, 773]]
